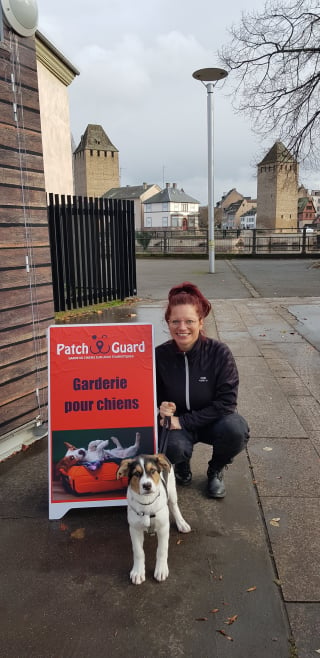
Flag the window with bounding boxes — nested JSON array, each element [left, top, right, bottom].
[[90, 150, 93, 156], [146, 204, 152, 212], [145, 216, 152, 227], [97, 151, 100, 157], [174, 203, 179, 211], [162, 216, 168, 227], [171, 215, 179, 227], [162, 202, 168, 211], [182, 204, 187, 211]]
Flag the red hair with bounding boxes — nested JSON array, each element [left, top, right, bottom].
[[165, 282, 211, 322]]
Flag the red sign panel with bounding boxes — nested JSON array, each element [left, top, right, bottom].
[[48, 324, 157, 519]]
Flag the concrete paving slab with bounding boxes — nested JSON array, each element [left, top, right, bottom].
[[286, 603, 320, 658], [215, 331, 261, 357], [263, 358, 299, 378], [236, 358, 307, 438], [248, 438, 320, 497], [261, 497, 320, 601], [287, 304, 320, 351], [309, 431, 320, 457], [276, 378, 312, 397], [288, 396, 320, 432], [247, 325, 305, 344], [259, 341, 320, 400]]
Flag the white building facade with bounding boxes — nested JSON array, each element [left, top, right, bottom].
[[143, 183, 199, 230]]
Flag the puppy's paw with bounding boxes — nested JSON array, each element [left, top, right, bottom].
[[154, 561, 169, 582], [177, 519, 191, 533], [130, 567, 145, 585]]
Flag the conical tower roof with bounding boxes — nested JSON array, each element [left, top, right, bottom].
[[74, 124, 118, 154], [258, 141, 296, 166]]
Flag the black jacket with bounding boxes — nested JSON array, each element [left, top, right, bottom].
[[155, 336, 239, 431]]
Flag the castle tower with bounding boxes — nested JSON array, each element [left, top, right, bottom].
[[73, 124, 120, 197], [257, 141, 298, 230]]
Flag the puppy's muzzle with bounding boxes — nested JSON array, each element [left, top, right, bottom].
[[142, 481, 153, 492]]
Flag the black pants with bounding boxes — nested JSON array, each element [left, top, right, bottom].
[[163, 412, 249, 470]]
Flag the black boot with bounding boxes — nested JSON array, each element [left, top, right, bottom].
[[175, 460, 192, 486], [207, 464, 226, 498]]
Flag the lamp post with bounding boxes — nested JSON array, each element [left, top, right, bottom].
[[192, 68, 228, 273]]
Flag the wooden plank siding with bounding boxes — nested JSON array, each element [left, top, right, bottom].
[[0, 25, 54, 448]]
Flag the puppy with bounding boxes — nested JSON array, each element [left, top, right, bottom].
[[54, 454, 80, 480], [64, 439, 109, 462], [117, 454, 191, 584]]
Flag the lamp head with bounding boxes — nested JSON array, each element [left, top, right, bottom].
[[192, 68, 228, 82]]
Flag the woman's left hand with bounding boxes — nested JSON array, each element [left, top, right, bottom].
[[160, 415, 181, 430]]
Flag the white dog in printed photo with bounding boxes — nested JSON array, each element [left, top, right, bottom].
[[64, 432, 141, 463]]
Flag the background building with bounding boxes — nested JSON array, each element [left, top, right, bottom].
[[257, 141, 298, 230], [143, 183, 199, 229], [73, 124, 120, 197], [36, 31, 79, 196], [103, 183, 161, 230]]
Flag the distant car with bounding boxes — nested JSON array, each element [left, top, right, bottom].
[[300, 226, 315, 233]]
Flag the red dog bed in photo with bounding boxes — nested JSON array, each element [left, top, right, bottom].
[[59, 462, 128, 496]]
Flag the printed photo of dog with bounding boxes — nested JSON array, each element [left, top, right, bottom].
[[117, 454, 191, 584], [54, 433, 141, 480]]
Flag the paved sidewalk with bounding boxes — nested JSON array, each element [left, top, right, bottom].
[[1, 259, 320, 657]]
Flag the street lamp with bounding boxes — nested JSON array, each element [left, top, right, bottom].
[[192, 67, 228, 273]]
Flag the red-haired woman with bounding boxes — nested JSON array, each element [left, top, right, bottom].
[[156, 282, 249, 498]]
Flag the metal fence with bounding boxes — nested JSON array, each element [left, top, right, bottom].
[[135, 228, 320, 256], [48, 194, 136, 312]]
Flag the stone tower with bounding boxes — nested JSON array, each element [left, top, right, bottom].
[[73, 124, 120, 197], [257, 141, 298, 230]]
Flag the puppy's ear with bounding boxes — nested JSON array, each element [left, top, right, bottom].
[[64, 441, 76, 450], [156, 454, 171, 472], [117, 458, 133, 479]]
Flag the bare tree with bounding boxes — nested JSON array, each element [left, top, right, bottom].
[[220, 0, 320, 164]]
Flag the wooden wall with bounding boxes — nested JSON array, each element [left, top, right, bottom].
[[0, 23, 54, 451]]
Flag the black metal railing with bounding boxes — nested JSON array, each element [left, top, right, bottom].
[[48, 194, 136, 312], [135, 228, 320, 256]]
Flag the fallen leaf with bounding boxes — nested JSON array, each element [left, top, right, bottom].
[[210, 608, 219, 614], [217, 629, 233, 641], [195, 617, 208, 621], [263, 447, 273, 451], [246, 586, 256, 592], [225, 615, 238, 625], [219, 575, 223, 580], [176, 539, 183, 545], [273, 579, 282, 586], [70, 527, 85, 540], [127, 313, 137, 317], [270, 518, 280, 527], [60, 522, 68, 531], [314, 650, 320, 654]]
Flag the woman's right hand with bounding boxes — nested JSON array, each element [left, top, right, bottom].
[[159, 401, 176, 418]]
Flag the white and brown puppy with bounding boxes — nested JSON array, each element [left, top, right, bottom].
[[117, 454, 191, 585]]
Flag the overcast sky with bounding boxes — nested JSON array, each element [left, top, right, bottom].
[[36, 0, 319, 205]]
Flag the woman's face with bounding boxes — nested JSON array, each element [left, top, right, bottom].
[[168, 303, 203, 352]]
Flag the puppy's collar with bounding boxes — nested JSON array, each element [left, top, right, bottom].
[[129, 491, 161, 517]]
